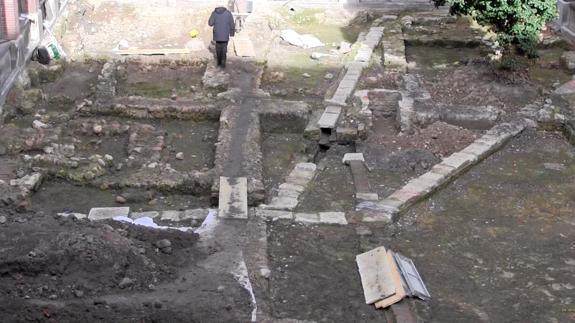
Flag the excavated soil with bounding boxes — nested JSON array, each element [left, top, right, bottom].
[[0, 208, 252, 322]]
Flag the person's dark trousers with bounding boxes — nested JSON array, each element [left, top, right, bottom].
[[215, 41, 228, 67]]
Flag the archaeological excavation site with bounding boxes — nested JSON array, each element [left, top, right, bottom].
[[0, 0, 574, 322]]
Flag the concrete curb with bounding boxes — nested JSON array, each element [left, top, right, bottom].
[[254, 208, 348, 225], [261, 162, 317, 211], [357, 120, 527, 222]]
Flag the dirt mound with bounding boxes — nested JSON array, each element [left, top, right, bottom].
[[0, 210, 200, 301], [387, 149, 440, 174], [370, 121, 477, 158], [425, 63, 540, 111]]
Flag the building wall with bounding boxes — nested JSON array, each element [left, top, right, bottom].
[[0, 0, 68, 114]]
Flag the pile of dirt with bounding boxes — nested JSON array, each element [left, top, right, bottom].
[[369, 121, 477, 158], [0, 209, 200, 301], [424, 62, 540, 112]]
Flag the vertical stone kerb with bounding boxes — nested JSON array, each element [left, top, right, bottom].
[[325, 24, 384, 107]]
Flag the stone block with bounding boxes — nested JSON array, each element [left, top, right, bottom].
[[295, 163, 317, 173], [181, 208, 209, 221], [325, 105, 342, 114], [131, 211, 160, 219], [342, 153, 365, 165], [356, 192, 379, 201], [430, 163, 456, 176], [295, 213, 320, 224], [279, 182, 305, 193], [475, 134, 504, 148], [289, 168, 315, 181], [277, 188, 301, 199], [357, 203, 395, 222], [267, 196, 299, 211], [402, 171, 446, 196], [439, 152, 477, 172], [255, 209, 294, 220], [561, 51, 575, 71], [161, 210, 182, 221], [487, 122, 525, 137], [318, 106, 342, 129], [304, 110, 323, 141], [357, 199, 401, 215], [459, 141, 496, 159], [387, 189, 420, 206], [325, 97, 347, 107], [349, 159, 371, 193], [319, 212, 348, 225], [286, 175, 312, 187], [218, 177, 248, 219], [337, 127, 359, 143], [88, 207, 130, 221], [346, 61, 364, 75]]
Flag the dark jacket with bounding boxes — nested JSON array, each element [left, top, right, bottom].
[[208, 7, 235, 42]]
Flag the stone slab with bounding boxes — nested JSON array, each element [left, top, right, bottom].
[[278, 182, 305, 193], [349, 159, 371, 193], [288, 168, 315, 181], [161, 210, 182, 221], [318, 106, 342, 129], [304, 109, 323, 141], [277, 188, 301, 199], [324, 105, 342, 114], [459, 141, 497, 158], [402, 171, 446, 195], [324, 97, 347, 107], [295, 213, 320, 224], [255, 209, 294, 220], [387, 189, 421, 206], [181, 208, 209, 221], [88, 207, 130, 221], [319, 212, 348, 225], [356, 192, 379, 201], [294, 163, 317, 173], [337, 127, 359, 143], [439, 152, 477, 171], [131, 211, 160, 219], [342, 153, 365, 165], [356, 200, 398, 222], [286, 175, 312, 187], [266, 196, 299, 211], [218, 176, 248, 219]]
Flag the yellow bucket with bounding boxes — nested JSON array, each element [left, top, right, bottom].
[[189, 29, 200, 38]]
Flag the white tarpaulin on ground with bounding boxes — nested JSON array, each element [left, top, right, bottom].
[[280, 29, 324, 49], [113, 216, 194, 232]]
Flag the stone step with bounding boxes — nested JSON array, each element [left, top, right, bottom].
[[218, 176, 248, 219]]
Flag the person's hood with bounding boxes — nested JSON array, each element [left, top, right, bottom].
[[215, 7, 227, 14]]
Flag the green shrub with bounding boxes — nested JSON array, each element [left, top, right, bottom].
[[432, 0, 557, 54]]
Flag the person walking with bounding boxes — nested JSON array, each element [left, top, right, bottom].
[[208, 3, 235, 68]]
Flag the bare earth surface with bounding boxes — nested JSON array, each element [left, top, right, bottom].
[[1, 3, 574, 322]]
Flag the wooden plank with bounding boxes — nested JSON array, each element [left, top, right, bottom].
[[115, 48, 192, 56], [356, 246, 396, 304], [375, 250, 407, 309]]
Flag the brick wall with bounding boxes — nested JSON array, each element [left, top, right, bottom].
[[0, 0, 20, 40]]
